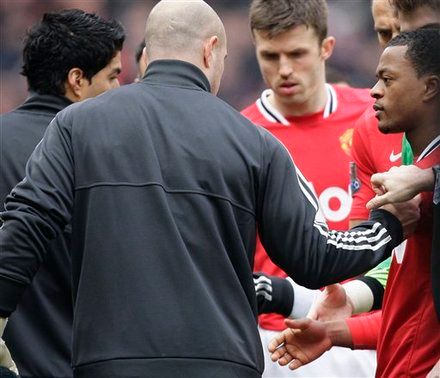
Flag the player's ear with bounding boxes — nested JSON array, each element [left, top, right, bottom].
[[321, 36, 335, 61], [423, 74, 440, 102], [203, 36, 218, 69], [64, 67, 87, 100], [142, 47, 149, 68]]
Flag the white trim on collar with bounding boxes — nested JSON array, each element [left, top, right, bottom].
[[256, 84, 338, 125], [417, 135, 440, 162]]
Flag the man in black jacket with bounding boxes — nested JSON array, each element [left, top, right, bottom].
[[0, 9, 124, 378], [0, 1, 419, 377]]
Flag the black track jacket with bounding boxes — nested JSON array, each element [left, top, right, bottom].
[[0, 61, 403, 378], [0, 94, 73, 378]]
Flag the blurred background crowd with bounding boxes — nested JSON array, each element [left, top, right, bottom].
[[1, 0, 380, 113]]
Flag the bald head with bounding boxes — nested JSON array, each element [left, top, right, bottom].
[[145, 0, 225, 61], [144, 0, 227, 95]]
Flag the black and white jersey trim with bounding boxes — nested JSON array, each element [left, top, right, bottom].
[[417, 135, 440, 162], [256, 83, 338, 125], [254, 274, 272, 301]]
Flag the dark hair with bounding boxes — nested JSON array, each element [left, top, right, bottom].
[[135, 40, 146, 63], [21, 9, 125, 96], [387, 27, 440, 78], [391, 0, 440, 14], [249, 0, 328, 41]]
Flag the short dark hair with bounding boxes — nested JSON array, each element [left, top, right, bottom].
[[135, 41, 146, 64], [387, 27, 440, 78], [249, 0, 328, 41], [390, 0, 440, 15], [21, 9, 125, 96]]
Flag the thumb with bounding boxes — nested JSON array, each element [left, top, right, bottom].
[[285, 318, 311, 331], [366, 194, 389, 210]]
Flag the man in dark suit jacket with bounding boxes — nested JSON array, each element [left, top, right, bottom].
[[0, 9, 124, 378]]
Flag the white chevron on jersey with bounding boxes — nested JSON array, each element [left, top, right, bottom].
[[417, 135, 440, 162], [256, 83, 338, 125]]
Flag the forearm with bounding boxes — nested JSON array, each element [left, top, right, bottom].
[[345, 311, 381, 349], [260, 140, 403, 290]]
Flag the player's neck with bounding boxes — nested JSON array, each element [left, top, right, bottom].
[[269, 83, 328, 117], [406, 120, 440, 157]]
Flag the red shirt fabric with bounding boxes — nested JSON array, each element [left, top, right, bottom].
[[346, 310, 381, 349], [376, 142, 440, 378], [242, 84, 373, 330], [350, 108, 403, 221]]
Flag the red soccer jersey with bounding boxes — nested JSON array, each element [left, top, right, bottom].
[[376, 139, 440, 377], [242, 84, 373, 330], [350, 108, 403, 221]]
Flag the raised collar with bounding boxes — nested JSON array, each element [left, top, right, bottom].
[[142, 59, 211, 93], [256, 83, 338, 125], [16, 93, 73, 115]]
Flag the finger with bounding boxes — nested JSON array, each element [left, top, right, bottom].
[[268, 333, 287, 353], [288, 358, 303, 370], [285, 318, 311, 331], [278, 351, 294, 366], [370, 172, 385, 187], [270, 345, 287, 362], [366, 194, 389, 210], [0, 341, 18, 374]]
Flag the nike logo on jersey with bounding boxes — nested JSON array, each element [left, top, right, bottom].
[[389, 151, 402, 162]]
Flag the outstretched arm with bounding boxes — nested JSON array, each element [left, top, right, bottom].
[[268, 312, 381, 370], [258, 132, 420, 289]]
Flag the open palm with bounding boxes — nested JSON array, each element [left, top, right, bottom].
[[268, 318, 332, 370]]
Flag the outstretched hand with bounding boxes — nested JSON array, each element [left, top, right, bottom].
[[367, 165, 433, 209], [307, 284, 353, 321], [0, 319, 18, 376], [268, 318, 332, 370]]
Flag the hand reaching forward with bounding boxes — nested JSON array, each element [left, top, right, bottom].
[[0, 318, 18, 376], [307, 284, 354, 321], [268, 318, 332, 370], [367, 165, 434, 209]]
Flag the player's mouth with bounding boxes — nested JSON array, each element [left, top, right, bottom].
[[373, 103, 384, 118], [278, 82, 299, 96]]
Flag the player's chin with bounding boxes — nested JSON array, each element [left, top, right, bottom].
[[377, 121, 396, 135]]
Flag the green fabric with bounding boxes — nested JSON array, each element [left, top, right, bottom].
[[365, 257, 391, 288], [363, 135, 413, 289], [401, 134, 414, 165]]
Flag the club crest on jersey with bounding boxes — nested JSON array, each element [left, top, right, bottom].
[[339, 128, 353, 156], [349, 162, 361, 195]]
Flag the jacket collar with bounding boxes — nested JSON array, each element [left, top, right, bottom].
[[142, 60, 211, 93], [17, 92, 73, 114]]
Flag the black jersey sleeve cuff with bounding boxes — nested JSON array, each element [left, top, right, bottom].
[[255, 273, 294, 317], [0, 276, 28, 317], [356, 275, 385, 310], [369, 209, 403, 248]]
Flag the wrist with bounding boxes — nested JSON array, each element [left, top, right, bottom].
[[324, 320, 353, 348], [416, 167, 435, 193]]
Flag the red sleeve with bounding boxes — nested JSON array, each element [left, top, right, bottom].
[[350, 115, 376, 221], [346, 310, 381, 349]]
